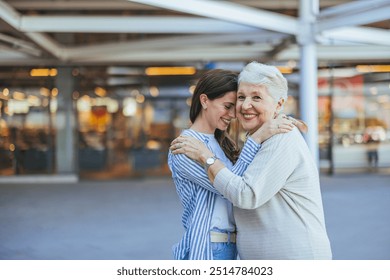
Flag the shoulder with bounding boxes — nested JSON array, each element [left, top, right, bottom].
[[168, 151, 204, 179], [181, 129, 209, 143], [263, 127, 301, 146], [256, 128, 306, 161]]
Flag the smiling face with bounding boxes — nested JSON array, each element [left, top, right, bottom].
[[236, 82, 281, 134], [201, 91, 236, 132]]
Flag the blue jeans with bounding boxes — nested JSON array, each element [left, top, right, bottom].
[[212, 242, 237, 260]]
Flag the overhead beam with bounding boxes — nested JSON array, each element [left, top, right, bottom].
[[236, 0, 350, 9], [278, 45, 390, 61], [0, 56, 60, 66], [127, 0, 299, 35], [8, 0, 158, 10], [8, 0, 351, 11], [1, 44, 390, 67], [319, 0, 390, 18], [65, 32, 286, 60], [25, 32, 66, 59], [70, 44, 390, 64], [20, 16, 260, 33], [69, 44, 272, 63], [0, 33, 42, 56], [0, 0, 21, 28], [321, 27, 390, 47], [263, 36, 295, 62], [1, 0, 389, 66], [318, 0, 390, 31], [0, 0, 64, 59]]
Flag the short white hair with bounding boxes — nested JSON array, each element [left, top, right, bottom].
[[238, 61, 288, 101]]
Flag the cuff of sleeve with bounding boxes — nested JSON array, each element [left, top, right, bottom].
[[239, 137, 261, 164], [214, 167, 234, 196]]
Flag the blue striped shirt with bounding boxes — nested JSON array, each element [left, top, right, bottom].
[[168, 129, 261, 259]]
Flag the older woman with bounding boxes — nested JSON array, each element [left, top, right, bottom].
[[171, 61, 332, 260]]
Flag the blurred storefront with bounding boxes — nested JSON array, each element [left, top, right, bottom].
[[0, 69, 193, 179], [316, 66, 390, 173], [0, 65, 389, 179]]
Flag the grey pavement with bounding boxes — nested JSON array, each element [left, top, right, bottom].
[[0, 172, 389, 260]]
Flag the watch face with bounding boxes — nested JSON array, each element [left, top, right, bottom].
[[206, 157, 215, 165]]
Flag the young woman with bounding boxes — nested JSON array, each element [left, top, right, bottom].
[[168, 69, 295, 260]]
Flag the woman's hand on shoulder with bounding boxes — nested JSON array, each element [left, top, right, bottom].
[[170, 135, 214, 165], [251, 114, 307, 144], [289, 116, 308, 134]]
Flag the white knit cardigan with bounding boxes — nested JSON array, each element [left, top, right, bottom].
[[214, 128, 332, 260]]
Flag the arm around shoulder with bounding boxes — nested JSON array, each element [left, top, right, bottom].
[[213, 129, 301, 209], [169, 151, 221, 195]]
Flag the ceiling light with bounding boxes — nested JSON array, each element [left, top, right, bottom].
[[13, 91, 26, 100], [40, 87, 50, 97], [51, 88, 59, 97], [149, 86, 159, 97], [276, 66, 293, 74], [356, 65, 390, 73], [95, 87, 107, 97], [135, 93, 145, 104], [30, 68, 57, 77], [145, 67, 196, 76]]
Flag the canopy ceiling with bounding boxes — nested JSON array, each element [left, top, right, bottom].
[[0, 0, 389, 87]]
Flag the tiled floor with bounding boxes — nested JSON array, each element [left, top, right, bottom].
[[0, 172, 389, 260]]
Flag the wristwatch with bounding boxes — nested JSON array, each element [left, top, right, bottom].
[[205, 156, 218, 172]]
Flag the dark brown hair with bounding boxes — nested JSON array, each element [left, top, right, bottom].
[[190, 69, 240, 163]]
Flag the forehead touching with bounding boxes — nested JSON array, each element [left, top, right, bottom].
[[237, 82, 268, 95], [238, 62, 288, 101], [212, 90, 236, 102]]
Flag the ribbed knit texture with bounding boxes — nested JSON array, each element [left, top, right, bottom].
[[214, 128, 332, 259]]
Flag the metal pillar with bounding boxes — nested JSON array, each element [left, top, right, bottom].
[[298, 0, 319, 166], [55, 67, 76, 174]]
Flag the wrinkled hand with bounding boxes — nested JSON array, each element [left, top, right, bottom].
[[250, 114, 308, 143], [291, 117, 308, 133], [170, 135, 214, 165]]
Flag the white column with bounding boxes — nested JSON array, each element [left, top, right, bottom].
[[55, 67, 76, 174], [298, 0, 319, 166]]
